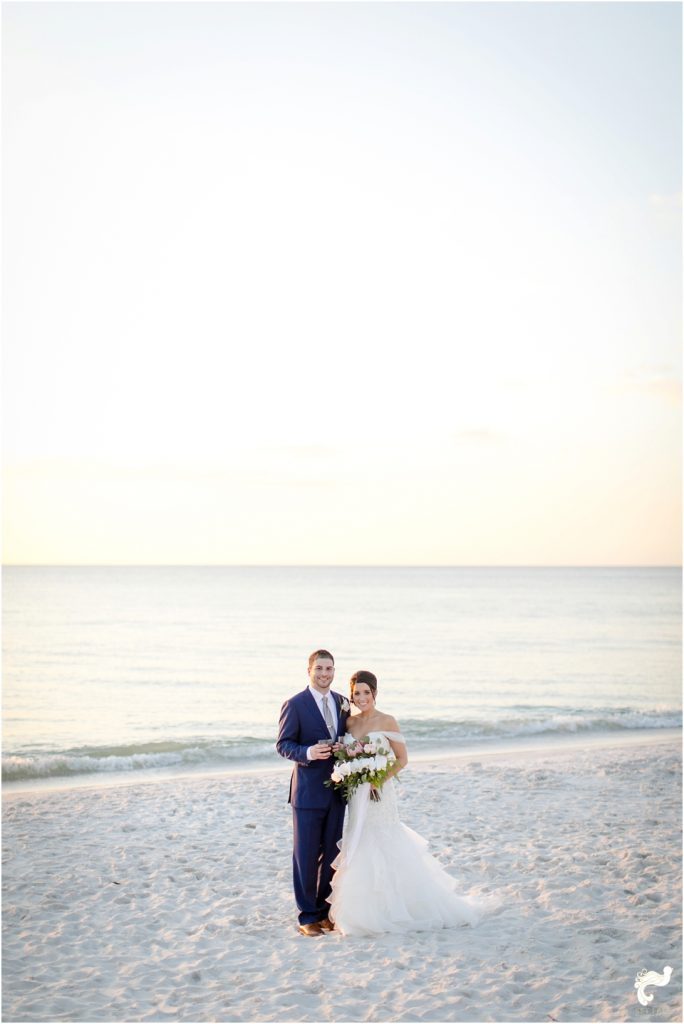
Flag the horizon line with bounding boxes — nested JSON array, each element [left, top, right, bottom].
[[2, 563, 682, 570]]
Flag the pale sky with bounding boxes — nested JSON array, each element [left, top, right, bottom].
[[3, 1, 681, 565]]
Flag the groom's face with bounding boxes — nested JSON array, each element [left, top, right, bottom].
[[309, 657, 335, 693]]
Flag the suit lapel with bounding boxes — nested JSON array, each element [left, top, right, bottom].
[[332, 691, 349, 728], [305, 687, 348, 735], [304, 687, 330, 734]]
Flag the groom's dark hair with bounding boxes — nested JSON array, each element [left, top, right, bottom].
[[308, 649, 334, 669]]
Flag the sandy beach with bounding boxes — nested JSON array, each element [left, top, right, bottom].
[[3, 735, 681, 1023]]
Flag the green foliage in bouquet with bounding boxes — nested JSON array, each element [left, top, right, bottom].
[[324, 734, 396, 803]]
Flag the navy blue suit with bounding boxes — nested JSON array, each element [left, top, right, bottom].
[[276, 688, 349, 925]]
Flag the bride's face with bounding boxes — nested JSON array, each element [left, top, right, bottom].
[[352, 683, 375, 711]]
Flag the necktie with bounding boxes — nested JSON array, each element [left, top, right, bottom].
[[321, 695, 336, 740]]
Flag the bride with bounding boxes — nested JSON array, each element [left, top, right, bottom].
[[327, 670, 497, 937]]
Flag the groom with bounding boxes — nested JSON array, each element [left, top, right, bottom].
[[276, 649, 350, 936]]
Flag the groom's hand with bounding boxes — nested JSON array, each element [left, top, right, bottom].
[[309, 742, 333, 760]]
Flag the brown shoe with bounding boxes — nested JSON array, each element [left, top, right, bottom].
[[298, 922, 324, 936], [318, 917, 335, 932]]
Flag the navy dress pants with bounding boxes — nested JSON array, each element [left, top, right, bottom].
[[292, 799, 346, 925]]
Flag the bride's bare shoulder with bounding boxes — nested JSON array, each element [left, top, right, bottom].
[[377, 712, 401, 731]]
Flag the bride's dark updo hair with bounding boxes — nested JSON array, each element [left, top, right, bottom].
[[350, 670, 377, 699]]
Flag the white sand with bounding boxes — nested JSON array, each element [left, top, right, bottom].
[[2, 735, 681, 1023]]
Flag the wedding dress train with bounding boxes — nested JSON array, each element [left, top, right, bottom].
[[327, 731, 498, 937]]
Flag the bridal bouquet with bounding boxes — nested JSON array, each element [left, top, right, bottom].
[[325, 736, 396, 802]]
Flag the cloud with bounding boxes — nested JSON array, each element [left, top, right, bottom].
[[647, 192, 682, 231], [613, 367, 682, 406], [260, 445, 337, 460], [647, 192, 682, 209], [451, 429, 505, 445], [252, 478, 334, 489]]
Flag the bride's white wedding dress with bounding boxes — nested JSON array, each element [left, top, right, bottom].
[[327, 730, 497, 937]]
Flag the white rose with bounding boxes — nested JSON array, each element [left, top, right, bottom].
[[375, 754, 387, 771]]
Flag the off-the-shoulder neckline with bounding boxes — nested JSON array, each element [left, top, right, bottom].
[[344, 729, 404, 738]]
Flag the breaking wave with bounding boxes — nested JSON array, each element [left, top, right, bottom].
[[3, 706, 681, 782]]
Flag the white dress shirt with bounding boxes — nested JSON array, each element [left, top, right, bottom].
[[306, 684, 339, 761]]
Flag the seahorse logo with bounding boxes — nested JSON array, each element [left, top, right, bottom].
[[634, 966, 673, 1006]]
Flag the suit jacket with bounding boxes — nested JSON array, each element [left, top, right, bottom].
[[276, 688, 350, 809]]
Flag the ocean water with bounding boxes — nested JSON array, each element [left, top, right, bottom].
[[2, 566, 681, 787]]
